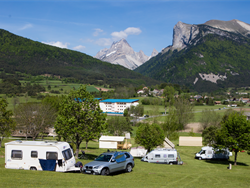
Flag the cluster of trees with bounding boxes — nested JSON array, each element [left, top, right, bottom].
[[0, 76, 45, 96], [135, 86, 194, 151]]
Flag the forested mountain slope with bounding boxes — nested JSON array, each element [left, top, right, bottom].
[[135, 21, 250, 92], [0, 29, 159, 87]]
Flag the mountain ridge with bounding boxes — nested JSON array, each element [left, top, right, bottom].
[[95, 38, 158, 70], [135, 19, 250, 92], [0, 29, 160, 87]]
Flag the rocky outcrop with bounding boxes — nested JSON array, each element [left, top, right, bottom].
[[162, 19, 250, 54], [95, 39, 158, 70], [172, 21, 199, 50]]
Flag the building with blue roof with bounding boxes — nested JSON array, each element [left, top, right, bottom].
[[99, 99, 139, 115]]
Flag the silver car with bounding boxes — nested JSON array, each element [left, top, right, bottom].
[[81, 151, 135, 175]]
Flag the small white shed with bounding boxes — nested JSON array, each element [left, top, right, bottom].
[[99, 136, 125, 149]]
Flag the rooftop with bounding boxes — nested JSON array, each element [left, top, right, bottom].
[[100, 99, 139, 103]]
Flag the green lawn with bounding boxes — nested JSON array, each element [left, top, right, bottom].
[[0, 137, 249, 188]]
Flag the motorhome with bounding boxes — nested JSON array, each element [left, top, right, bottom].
[[195, 146, 232, 160], [5, 140, 81, 172], [141, 148, 183, 165]]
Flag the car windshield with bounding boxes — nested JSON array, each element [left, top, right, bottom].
[[95, 154, 112, 162]]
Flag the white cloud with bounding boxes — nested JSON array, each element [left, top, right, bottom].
[[124, 27, 142, 35], [93, 27, 142, 47], [93, 28, 104, 37], [42, 41, 69, 48], [19, 23, 33, 30], [95, 38, 113, 46], [73, 45, 86, 51], [111, 27, 142, 41]]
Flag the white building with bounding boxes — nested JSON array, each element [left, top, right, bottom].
[[99, 99, 139, 114]]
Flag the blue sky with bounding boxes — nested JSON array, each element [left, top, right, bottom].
[[0, 0, 250, 57]]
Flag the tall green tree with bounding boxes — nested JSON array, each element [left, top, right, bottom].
[[215, 111, 250, 165], [55, 85, 106, 157], [163, 86, 175, 114], [161, 107, 179, 140], [106, 116, 132, 136], [200, 109, 221, 130], [0, 99, 16, 148], [174, 98, 194, 130], [135, 123, 164, 152]]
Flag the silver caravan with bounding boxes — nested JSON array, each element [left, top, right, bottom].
[[5, 140, 81, 172], [195, 146, 232, 160], [141, 148, 183, 165]]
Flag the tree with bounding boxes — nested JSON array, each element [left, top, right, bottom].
[[55, 85, 106, 157], [0, 99, 16, 148], [200, 109, 221, 130], [163, 86, 175, 114], [202, 125, 219, 146], [135, 123, 164, 152], [15, 103, 56, 140], [215, 111, 250, 165], [174, 98, 194, 130], [161, 107, 179, 140], [12, 96, 20, 110], [106, 116, 132, 136]]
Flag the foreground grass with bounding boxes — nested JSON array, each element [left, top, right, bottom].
[[0, 138, 249, 188]]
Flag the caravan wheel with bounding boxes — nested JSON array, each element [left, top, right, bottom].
[[30, 167, 37, 171]]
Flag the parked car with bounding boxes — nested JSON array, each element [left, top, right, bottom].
[[81, 151, 135, 175]]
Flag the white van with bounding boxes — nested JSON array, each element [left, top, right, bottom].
[[5, 140, 81, 172], [141, 148, 183, 165], [195, 146, 232, 160]]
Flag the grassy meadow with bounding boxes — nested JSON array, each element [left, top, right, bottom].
[[0, 135, 249, 188]]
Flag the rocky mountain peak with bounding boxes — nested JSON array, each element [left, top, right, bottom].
[[95, 38, 154, 70]]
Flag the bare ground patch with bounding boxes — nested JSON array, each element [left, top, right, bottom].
[[181, 123, 202, 133]]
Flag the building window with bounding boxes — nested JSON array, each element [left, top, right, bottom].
[[11, 150, 22, 160], [31, 151, 38, 158]]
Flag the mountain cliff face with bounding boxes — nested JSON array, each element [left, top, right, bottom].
[[135, 19, 250, 92], [95, 39, 158, 70]]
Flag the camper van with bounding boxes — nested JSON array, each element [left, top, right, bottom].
[[5, 140, 81, 172], [195, 146, 232, 160], [141, 148, 183, 165]]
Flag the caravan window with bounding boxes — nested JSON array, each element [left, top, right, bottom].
[[62, 149, 73, 161], [11, 150, 22, 160], [31, 151, 38, 158], [168, 154, 174, 158], [46, 152, 58, 160], [155, 154, 161, 158]]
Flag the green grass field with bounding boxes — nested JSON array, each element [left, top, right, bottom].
[[0, 136, 249, 188]]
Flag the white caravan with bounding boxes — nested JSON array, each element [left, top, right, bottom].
[[5, 140, 81, 172], [195, 146, 232, 160], [141, 148, 183, 165], [129, 146, 147, 157]]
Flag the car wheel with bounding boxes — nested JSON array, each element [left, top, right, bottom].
[[169, 163, 173, 165], [126, 164, 132, 173], [199, 157, 202, 160], [101, 168, 110, 176], [30, 167, 37, 171]]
